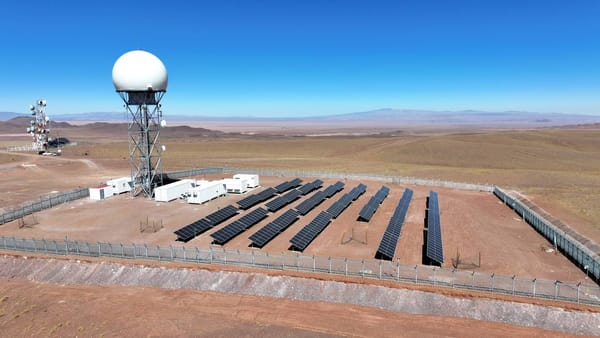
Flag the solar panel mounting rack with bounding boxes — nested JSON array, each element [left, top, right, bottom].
[[375, 188, 413, 260], [289, 211, 333, 251], [249, 209, 300, 247], [210, 207, 269, 245]]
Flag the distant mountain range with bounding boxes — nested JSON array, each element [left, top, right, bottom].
[[2, 109, 600, 126]]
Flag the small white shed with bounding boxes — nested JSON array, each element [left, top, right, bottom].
[[233, 174, 260, 188], [154, 179, 195, 202], [187, 181, 227, 204], [89, 184, 114, 200], [107, 176, 132, 194], [222, 178, 248, 194]]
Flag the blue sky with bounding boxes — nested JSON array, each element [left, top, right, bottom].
[[1, 0, 599, 117]]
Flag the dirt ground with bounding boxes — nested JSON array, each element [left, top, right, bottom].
[[0, 163, 590, 283], [0, 277, 577, 338]]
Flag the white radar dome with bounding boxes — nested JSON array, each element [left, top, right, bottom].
[[112, 50, 168, 92]]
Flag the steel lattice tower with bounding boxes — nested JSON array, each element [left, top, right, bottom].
[[117, 91, 165, 197]]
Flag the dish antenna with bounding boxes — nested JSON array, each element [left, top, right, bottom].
[[27, 99, 50, 154], [112, 50, 168, 197]]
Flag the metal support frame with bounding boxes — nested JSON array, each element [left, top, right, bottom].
[[118, 91, 165, 197]]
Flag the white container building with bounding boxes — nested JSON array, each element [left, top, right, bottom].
[[233, 174, 260, 188], [107, 177, 132, 195], [187, 181, 227, 204], [89, 184, 114, 200], [222, 178, 248, 194], [154, 179, 195, 202]]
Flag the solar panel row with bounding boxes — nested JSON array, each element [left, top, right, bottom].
[[265, 189, 302, 212], [294, 190, 327, 215], [358, 186, 390, 222], [375, 188, 413, 260], [237, 187, 278, 209], [326, 183, 366, 219], [323, 181, 345, 198], [249, 209, 300, 247], [174, 205, 239, 242], [297, 179, 324, 195], [274, 178, 303, 194], [210, 207, 269, 245], [426, 191, 444, 265], [289, 211, 332, 251]]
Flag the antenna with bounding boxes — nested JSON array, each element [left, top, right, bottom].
[[27, 99, 50, 154], [112, 50, 168, 198]]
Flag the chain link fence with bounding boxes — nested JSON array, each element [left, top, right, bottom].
[[1, 236, 598, 306], [0, 188, 89, 225]]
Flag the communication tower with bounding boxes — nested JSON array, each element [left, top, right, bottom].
[[27, 99, 50, 153], [112, 50, 168, 197]]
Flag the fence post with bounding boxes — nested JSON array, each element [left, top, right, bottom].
[[76, 241, 80, 255], [224, 248, 227, 264], [209, 246, 213, 264], [415, 265, 418, 284], [471, 271, 475, 289], [451, 269, 455, 288], [251, 250, 255, 266], [577, 282, 581, 303], [145, 244, 148, 259], [133, 244, 136, 259], [281, 252, 285, 270], [361, 259, 365, 277], [328, 257, 332, 274], [65, 238, 69, 256], [157, 246, 161, 261], [512, 275, 516, 295], [379, 260, 382, 279], [54, 240, 58, 255], [121, 244, 125, 258], [2, 237, 6, 250], [491, 273, 495, 292], [532, 278, 537, 297], [433, 267, 437, 285], [296, 253, 299, 271], [183, 246, 186, 261], [345, 258, 348, 276], [554, 281, 560, 300], [312, 255, 315, 272], [170, 245, 174, 261], [396, 261, 400, 281], [33, 238, 37, 253], [98, 242, 101, 256], [196, 247, 200, 264], [109, 243, 113, 257]]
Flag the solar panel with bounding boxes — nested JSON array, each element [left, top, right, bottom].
[[375, 188, 413, 260], [211, 207, 269, 245], [297, 179, 324, 195], [289, 211, 332, 251], [323, 181, 345, 198], [358, 186, 390, 222], [294, 190, 327, 215], [249, 209, 300, 247], [237, 187, 278, 209], [205, 205, 239, 225], [265, 189, 302, 212], [274, 178, 303, 194], [426, 191, 444, 265]]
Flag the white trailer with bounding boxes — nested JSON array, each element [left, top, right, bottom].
[[107, 176, 132, 194], [222, 178, 248, 194], [89, 185, 114, 200], [154, 179, 195, 202], [187, 181, 227, 204], [233, 174, 260, 188]]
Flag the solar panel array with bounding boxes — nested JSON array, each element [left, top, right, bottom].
[[358, 186, 390, 222], [274, 178, 303, 193], [375, 188, 413, 260], [237, 187, 278, 209], [210, 207, 269, 245], [265, 189, 302, 212], [249, 209, 300, 247], [297, 179, 324, 195], [326, 183, 367, 219], [426, 191, 444, 265], [174, 205, 239, 242], [289, 211, 332, 251], [323, 181, 345, 198], [294, 191, 327, 215]]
